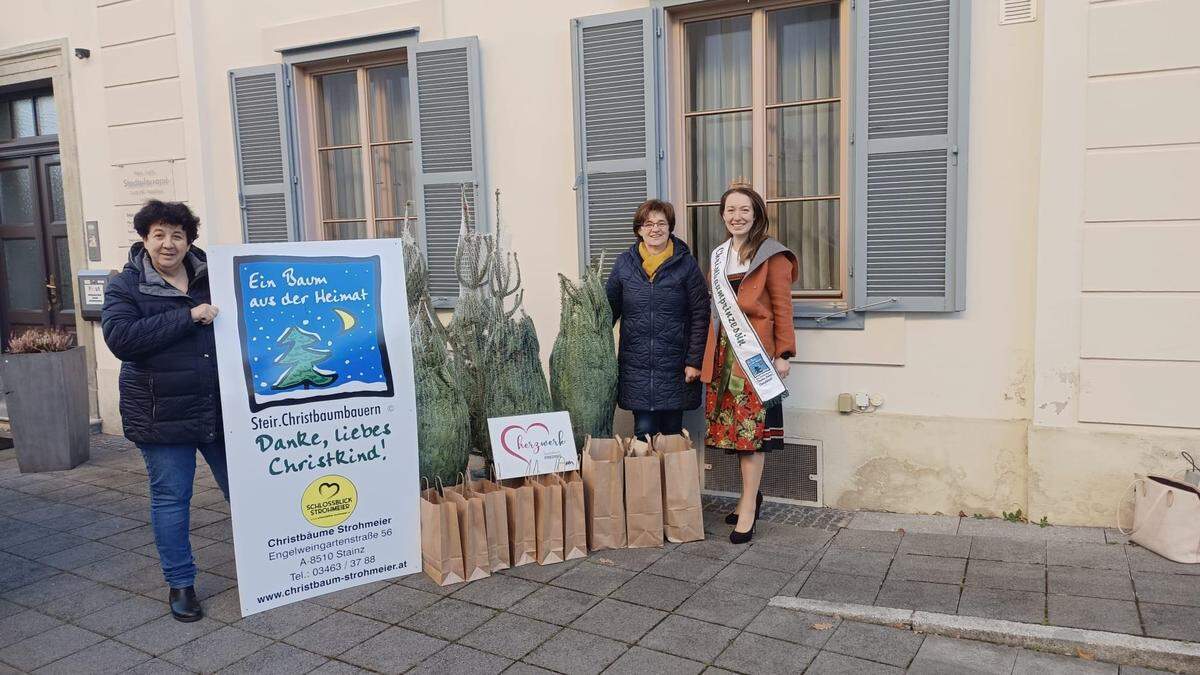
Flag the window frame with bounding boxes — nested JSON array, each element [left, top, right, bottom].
[[0, 85, 57, 148], [293, 49, 416, 241], [665, 0, 860, 328], [281, 31, 419, 243]]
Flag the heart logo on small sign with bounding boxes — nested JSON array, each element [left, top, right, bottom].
[[500, 423, 550, 464], [318, 482, 340, 498]]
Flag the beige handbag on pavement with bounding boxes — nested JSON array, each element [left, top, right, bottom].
[[1118, 475, 1200, 564]]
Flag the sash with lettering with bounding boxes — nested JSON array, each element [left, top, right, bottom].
[[710, 240, 788, 405]]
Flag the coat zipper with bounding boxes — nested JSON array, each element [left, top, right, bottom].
[[149, 375, 157, 421], [648, 276, 655, 412], [641, 246, 685, 415]]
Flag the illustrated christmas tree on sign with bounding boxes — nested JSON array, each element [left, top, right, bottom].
[[272, 326, 337, 390]]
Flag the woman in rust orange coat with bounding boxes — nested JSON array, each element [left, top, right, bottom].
[[701, 186, 797, 544]]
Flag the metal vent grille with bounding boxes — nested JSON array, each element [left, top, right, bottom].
[[581, 20, 647, 162], [586, 170, 646, 278], [231, 73, 284, 186], [868, 0, 950, 139], [705, 439, 821, 505], [1000, 0, 1036, 25], [243, 194, 288, 243], [423, 182, 476, 301], [415, 48, 473, 174], [866, 149, 947, 298]]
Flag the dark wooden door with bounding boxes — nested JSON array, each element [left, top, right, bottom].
[[38, 154, 75, 334], [0, 149, 73, 348]]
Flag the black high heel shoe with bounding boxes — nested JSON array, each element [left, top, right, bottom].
[[726, 491, 763, 525], [729, 517, 755, 544]]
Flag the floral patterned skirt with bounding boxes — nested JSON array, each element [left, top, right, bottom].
[[704, 301, 784, 453]]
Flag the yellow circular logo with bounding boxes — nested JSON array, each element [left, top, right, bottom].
[[301, 475, 357, 528]]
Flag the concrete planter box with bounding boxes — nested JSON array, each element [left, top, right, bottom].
[[0, 346, 90, 472]]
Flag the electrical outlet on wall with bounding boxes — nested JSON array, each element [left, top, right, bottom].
[[837, 393, 854, 413], [839, 392, 885, 413]]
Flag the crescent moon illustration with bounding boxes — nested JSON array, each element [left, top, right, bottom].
[[333, 308, 357, 332]]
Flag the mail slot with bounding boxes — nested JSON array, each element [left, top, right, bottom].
[[77, 270, 117, 321]]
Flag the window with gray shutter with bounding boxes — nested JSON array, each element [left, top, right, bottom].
[[571, 9, 665, 278], [852, 0, 970, 312], [409, 37, 487, 308], [229, 65, 298, 243]]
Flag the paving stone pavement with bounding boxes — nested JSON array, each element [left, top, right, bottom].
[[0, 437, 1184, 674]]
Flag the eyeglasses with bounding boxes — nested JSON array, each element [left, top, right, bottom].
[[640, 221, 669, 231]]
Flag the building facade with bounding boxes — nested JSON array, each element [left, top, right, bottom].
[[1, 0, 1196, 525]]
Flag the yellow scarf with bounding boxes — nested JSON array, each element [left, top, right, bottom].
[[639, 240, 673, 281]]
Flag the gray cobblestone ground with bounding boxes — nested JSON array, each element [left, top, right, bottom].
[[701, 494, 853, 532], [0, 437, 1180, 673]]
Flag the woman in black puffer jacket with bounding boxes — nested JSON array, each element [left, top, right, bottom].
[[101, 200, 225, 624], [606, 199, 710, 439]]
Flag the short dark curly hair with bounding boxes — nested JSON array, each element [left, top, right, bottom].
[[133, 200, 200, 243]]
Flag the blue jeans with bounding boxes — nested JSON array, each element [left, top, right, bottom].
[[138, 441, 230, 588], [632, 409, 684, 440]]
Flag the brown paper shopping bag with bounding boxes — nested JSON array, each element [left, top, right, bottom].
[[420, 485, 465, 586], [465, 476, 512, 572], [444, 479, 491, 581], [582, 436, 627, 551], [624, 436, 664, 549], [552, 470, 588, 560], [654, 430, 705, 543], [527, 474, 565, 565], [500, 478, 537, 567]]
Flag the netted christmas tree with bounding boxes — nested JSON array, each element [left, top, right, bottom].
[[549, 256, 618, 448], [448, 189, 552, 461], [403, 215, 470, 484]]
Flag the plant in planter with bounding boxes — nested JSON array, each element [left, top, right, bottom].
[[0, 328, 90, 472], [550, 256, 618, 448]]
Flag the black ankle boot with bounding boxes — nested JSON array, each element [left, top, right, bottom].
[[726, 491, 763, 525], [169, 586, 203, 622]]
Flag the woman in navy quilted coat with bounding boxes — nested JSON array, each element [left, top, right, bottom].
[[101, 200, 226, 623], [605, 199, 710, 439]]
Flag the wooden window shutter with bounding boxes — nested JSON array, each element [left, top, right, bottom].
[[409, 36, 488, 309], [229, 65, 298, 243], [852, 0, 971, 312], [571, 8, 665, 278]]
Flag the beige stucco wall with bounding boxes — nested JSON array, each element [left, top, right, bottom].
[[1027, 0, 1200, 525], [5, 0, 1193, 524]]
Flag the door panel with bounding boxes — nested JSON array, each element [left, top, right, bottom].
[[0, 156, 50, 344], [39, 154, 74, 335]]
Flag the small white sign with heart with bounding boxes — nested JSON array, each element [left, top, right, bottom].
[[487, 411, 578, 479]]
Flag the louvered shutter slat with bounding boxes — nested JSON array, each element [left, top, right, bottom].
[[572, 9, 663, 280], [229, 65, 297, 242], [410, 37, 488, 308], [853, 0, 970, 312]]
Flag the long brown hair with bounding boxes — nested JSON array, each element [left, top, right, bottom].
[[719, 186, 769, 264]]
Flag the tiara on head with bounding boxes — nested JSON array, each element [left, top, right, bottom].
[[728, 176, 752, 190]]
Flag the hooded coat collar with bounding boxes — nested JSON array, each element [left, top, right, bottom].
[[743, 237, 792, 278], [127, 241, 208, 299]]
